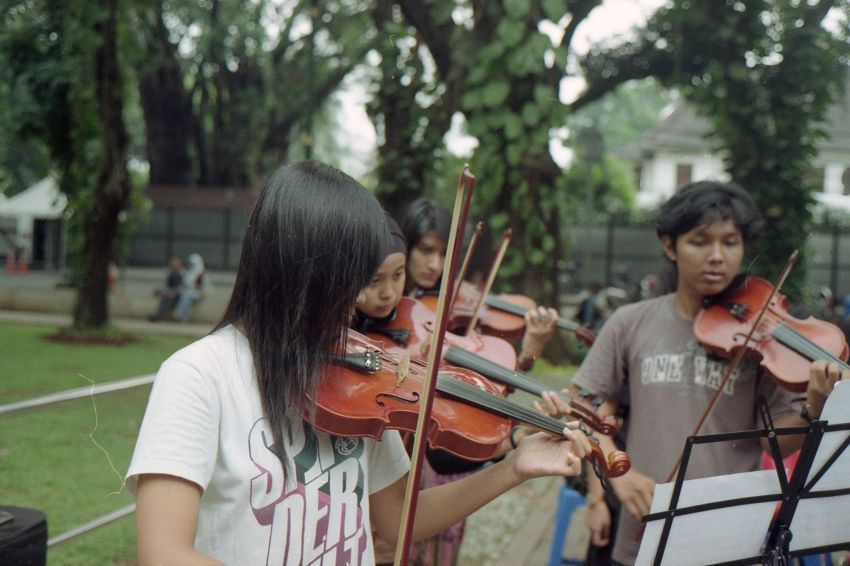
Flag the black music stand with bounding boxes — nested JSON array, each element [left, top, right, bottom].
[[636, 381, 850, 566]]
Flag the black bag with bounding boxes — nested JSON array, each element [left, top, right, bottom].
[[0, 506, 47, 566]]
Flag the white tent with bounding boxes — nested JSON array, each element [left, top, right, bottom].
[[0, 177, 66, 219], [0, 177, 67, 269]]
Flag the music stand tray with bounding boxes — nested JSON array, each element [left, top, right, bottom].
[[636, 380, 850, 566]]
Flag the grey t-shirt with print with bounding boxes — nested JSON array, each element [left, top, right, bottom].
[[572, 293, 799, 565]]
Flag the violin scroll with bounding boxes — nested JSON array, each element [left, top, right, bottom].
[[585, 442, 631, 483]]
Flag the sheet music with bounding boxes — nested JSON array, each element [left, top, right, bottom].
[[637, 380, 850, 564], [789, 379, 850, 551], [636, 471, 779, 565]]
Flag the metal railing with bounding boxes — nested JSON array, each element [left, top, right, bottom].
[[1, 374, 154, 548], [0, 374, 154, 418]]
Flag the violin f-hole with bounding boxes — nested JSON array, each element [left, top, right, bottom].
[[375, 390, 420, 407]]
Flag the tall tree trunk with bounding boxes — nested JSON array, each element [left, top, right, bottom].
[[73, 0, 131, 329], [136, 2, 195, 185]]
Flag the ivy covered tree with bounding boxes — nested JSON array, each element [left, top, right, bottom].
[[366, 0, 452, 214], [385, 0, 606, 306], [73, 0, 133, 329], [576, 0, 850, 296]]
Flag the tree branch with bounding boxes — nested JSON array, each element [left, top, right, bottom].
[[396, 0, 455, 77]]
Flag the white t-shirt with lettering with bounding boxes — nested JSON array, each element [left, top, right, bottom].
[[126, 325, 410, 566]]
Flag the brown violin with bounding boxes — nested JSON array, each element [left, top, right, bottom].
[[442, 345, 621, 436], [421, 282, 596, 345], [309, 331, 631, 477], [375, 296, 518, 373], [694, 276, 850, 392], [362, 297, 619, 436]]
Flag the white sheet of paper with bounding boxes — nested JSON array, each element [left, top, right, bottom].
[[789, 379, 850, 551], [636, 470, 779, 565]]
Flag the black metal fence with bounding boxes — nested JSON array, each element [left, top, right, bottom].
[[566, 220, 850, 299], [128, 207, 250, 270], [48, 206, 850, 300]]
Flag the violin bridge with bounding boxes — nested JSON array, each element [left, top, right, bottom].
[[396, 352, 410, 386]]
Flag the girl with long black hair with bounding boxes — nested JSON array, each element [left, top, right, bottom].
[[126, 161, 591, 566]]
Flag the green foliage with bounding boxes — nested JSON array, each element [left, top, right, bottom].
[[579, 1, 850, 299], [368, 4, 451, 212], [1, 0, 102, 200], [503, 0, 532, 20], [569, 79, 673, 151], [541, 0, 568, 23], [560, 155, 637, 221], [125, 0, 376, 186]]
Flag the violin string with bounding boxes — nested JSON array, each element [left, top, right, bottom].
[[355, 344, 579, 436], [732, 307, 850, 370], [446, 347, 546, 395], [436, 376, 621, 477], [769, 322, 850, 369], [446, 347, 607, 431], [485, 294, 579, 332], [436, 375, 564, 435]]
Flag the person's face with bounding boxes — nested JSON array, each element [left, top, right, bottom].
[[168, 257, 183, 272], [662, 218, 744, 300], [356, 252, 406, 319], [408, 231, 447, 290]]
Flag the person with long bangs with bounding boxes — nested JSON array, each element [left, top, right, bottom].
[[126, 161, 592, 566], [539, 180, 848, 565]]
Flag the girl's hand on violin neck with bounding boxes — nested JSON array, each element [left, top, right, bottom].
[[610, 468, 656, 522], [509, 426, 591, 482], [533, 390, 571, 420], [518, 307, 559, 369], [806, 360, 850, 418]]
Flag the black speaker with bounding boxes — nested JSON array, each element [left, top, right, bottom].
[[0, 506, 47, 566]]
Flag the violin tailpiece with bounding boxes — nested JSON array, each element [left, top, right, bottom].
[[729, 302, 749, 320], [333, 350, 383, 373]]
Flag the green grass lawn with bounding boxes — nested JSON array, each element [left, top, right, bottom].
[[0, 322, 196, 566]]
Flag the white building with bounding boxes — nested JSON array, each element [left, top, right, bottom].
[[618, 92, 850, 212]]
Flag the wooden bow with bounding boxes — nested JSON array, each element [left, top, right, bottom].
[[393, 166, 476, 565]]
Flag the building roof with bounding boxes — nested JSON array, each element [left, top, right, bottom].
[[615, 104, 714, 160], [0, 177, 67, 219], [616, 86, 850, 160]]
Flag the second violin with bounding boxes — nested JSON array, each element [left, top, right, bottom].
[[695, 275, 849, 392]]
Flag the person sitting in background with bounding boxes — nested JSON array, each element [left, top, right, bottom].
[[148, 256, 184, 322], [174, 253, 205, 322], [575, 281, 606, 331]]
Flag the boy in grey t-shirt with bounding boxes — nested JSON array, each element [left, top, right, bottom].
[[564, 181, 846, 565]]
